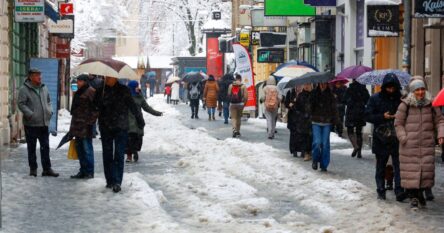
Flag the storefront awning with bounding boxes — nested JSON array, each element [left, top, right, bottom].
[[45, 0, 59, 23]]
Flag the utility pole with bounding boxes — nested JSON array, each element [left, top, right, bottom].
[[402, 0, 411, 73]]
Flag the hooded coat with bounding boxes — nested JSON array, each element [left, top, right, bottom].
[[204, 80, 219, 108], [344, 81, 370, 127], [394, 90, 444, 189], [365, 75, 402, 155]]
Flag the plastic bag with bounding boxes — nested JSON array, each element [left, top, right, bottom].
[[68, 140, 78, 160]]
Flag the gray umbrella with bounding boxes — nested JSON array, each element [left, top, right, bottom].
[[284, 72, 335, 89]]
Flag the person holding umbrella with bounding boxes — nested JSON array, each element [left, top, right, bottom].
[[309, 82, 338, 172], [394, 77, 444, 209], [330, 78, 347, 138], [95, 76, 145, 193], [69, 74, 99, 179], [343, 78, 370, 158]]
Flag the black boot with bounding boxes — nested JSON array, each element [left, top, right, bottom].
[[425, 188, 434, 201], [356, 149, 362, 158], [134, 152, 139, 162], [42, 168, 59, 177], [312, 162, 318, 170], [293, 152, 298, 157], [377, 189, 386, 200], [356, 136, 363, 158], [29, 168, 37, 177], [70, 172, 85, 179], [351, 149, 358, 157]]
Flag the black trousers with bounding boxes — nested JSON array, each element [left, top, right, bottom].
[[375, 152, 402, 194], [24, 126, 51, 170], [190, 99, 199, 116]]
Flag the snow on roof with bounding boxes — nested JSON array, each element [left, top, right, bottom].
[[148, 56, 174, 69], [202, 19, 231, 31], [366, 0, 401, 5], [112, 56, 147, 69]]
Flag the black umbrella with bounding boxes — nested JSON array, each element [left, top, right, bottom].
[[284, 72, 335, 89], [183, 72, 205, 83], [56, 132, 73, 150]]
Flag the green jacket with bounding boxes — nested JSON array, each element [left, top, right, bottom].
[[128, 94, 162, 135]]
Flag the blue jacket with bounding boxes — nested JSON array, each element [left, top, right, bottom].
[[365, 75, 402, 155]]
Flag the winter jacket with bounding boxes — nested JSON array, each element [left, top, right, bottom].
[[171, 82, 180, 100], [344, 81, 370, 127], [95, 82, 145, 133], [394, 94, 444, 189], [285, 89, 311, 133], [228, 81, 248, 106], [332, 85, 347, 117], [218, 75, 234, 102], [128, 94, 162, 135], [187, 82, 202, 99], [204, 80, 219, 108], [18, 80, 53, 127], [365, 75, 402, 155], [69, 85, 99, 138], [308, 86, 338, 125]]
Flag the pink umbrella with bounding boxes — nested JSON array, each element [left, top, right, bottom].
[[432, 88, 444, 107], [329, 76, 349, 84]]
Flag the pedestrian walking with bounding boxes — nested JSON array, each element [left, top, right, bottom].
[[203, 75, 220, 121], [164, 84, 172, 104], [148, 72, 156, 97], [263, 76, 281, 139], [201, 79, 207, 110], [228, 74, 248, 137], [18, 68, 59, 177], [126, 81, 162, 162], [365, 73, 406, 201], [140, 73, 148, 99], [309, 83, 338, 172], [344, 79, 370, 158], [394, 77, 444, 209], [218, 73, 234, 124], [331, 81, 347, 137], [171, 81, 180, 105], [285, 84, 312, 160], [69, 74, 99, 179], [95, 76, 145, 193], [188, 81, 202, 119]]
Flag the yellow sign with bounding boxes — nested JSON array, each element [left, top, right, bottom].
[[240, 32, 250, 47]]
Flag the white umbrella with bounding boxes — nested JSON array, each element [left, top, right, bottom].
[[273, 65, 316, 79], [73, 58, 139, 80], [166, 76, 180, 84]]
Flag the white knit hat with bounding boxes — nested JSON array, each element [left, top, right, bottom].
[[409, 79, 425, 92]]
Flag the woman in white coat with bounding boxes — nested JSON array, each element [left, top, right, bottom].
[[171, 81, 180, 105]]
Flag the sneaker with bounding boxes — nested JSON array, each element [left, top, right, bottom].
[[42, 169, 59, 177], [410, 198, 419, 210], [113, 184, 121, 193], [84, 174, 94, 179], [134, 152, 139, 162], [29, 169, 37, 177], [70, 172, 85, 179], [312, 162, 318, 170]]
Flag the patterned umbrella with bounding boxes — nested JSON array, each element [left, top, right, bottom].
[[337, 65, 373, 79], [74, 58, 138, 80], [356, 70, 411, 87]]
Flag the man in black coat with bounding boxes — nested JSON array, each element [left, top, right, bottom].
[[344, 80, 370, 158], [95, 76, 145, 193], [331, 82, 347, 137], [218, 73, 234, 124], [365, 73, 405, 201]]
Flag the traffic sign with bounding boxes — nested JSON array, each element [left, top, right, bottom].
[[60, 3, 73, 16]]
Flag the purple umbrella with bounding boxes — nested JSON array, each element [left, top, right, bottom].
[[337, 65, 373, 80]]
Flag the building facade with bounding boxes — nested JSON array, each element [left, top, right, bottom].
[[0, 0, 10, 146]]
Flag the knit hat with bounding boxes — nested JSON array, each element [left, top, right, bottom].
[[127, 80, 139, 96], [76, 74, 89, 82], [409, 79, 426, 92]]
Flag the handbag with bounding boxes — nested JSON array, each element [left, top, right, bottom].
[[375, 122, 397, 144], [67, 140, 78, 160]]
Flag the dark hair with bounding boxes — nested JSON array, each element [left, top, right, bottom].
[[235, 74, 242, 80], [208, 75, 215, 81]]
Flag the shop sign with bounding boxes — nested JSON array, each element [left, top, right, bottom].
[[14, 0, 44, 22], [414, 0, 444, 18], [239, 32, 250, 47], [304, 0, 336, 6], [367, 5, 400, 37], [265, 0, 315, 16], [251, 31, 260, 46], [48, 19, 74, 34], [59, 3, 74, 16], [257, 48, 285, 63]]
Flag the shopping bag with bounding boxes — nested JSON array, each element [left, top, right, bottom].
[[67, 140, 78, 160]]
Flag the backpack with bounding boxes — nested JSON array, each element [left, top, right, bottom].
[[229, 85, 243, 104], [189, 83, 200, 100], [265, 87, 279, 111]]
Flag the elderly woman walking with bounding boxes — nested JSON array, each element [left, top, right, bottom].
[[394, 77, 444, 209]]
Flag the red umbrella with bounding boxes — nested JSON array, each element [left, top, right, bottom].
[[329, 76, 349, 84], [432, 88, 444, 107]]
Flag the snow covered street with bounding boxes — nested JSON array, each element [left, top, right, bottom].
[[2, 95, 444, 233]]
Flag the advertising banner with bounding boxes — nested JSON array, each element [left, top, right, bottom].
[[233, 44, 256, 111], [304, 0, 336, 6], [206, 37, 224, 79], [367, 5, 400, 37], [265, 0, 315, 16], [414, 0, 444, 18], [15, 0, 44, 22]]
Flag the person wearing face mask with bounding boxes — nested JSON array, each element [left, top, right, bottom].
[[394, 77, 444, 209], [365, 73, 406, 201], [309, 82, 339, 172]]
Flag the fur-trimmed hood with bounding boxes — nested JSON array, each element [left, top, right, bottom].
[[402, 92, 432, 107]]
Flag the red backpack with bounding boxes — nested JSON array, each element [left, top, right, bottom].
[[229, 85, 243, 104]]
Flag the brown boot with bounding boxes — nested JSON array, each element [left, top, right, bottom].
[[303, 153, 312, 161], [42, 168, 59, 177], [126, 154, 133, 162]]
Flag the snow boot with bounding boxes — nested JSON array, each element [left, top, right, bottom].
[[133, 152, 139, 162], [29, 168, 37, 177], [356, 149, 362, 159], [42, 169, 59, 177], [356, 136, 363, 158], [425, 188, 434, 201], [303, 153, 312, 161]]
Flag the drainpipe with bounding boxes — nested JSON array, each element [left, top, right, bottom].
[[402, 0, 411, 73]]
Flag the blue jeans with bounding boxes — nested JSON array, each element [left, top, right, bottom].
[[223, 101, 230, 122], [149, 86, 155, 97], [208, 107, 216, 116], [312, 124, 331, 169], [24, 126, 51, 170], [75, 138, 94, 175], [101, 130, 128, 186]]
